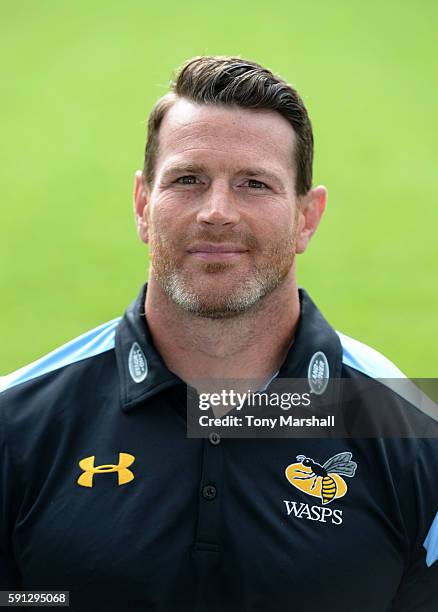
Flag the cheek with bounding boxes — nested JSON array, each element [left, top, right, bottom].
[[152, 188, 197, 215], [252, 209, 296, 241], [150, 197, 187, 231], [149, 203, 193, 251]]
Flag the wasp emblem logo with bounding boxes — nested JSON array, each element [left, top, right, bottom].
[[77, 453, 135, 488], [285, 452, 357, 505]]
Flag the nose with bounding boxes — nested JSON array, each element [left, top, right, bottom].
[[196, 180, 240, 227]]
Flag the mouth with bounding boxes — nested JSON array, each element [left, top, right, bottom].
[[187, 243, 249, 262]]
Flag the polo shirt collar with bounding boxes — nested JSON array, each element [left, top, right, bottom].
[[115, 284, 343, 412], [278, 289, 343, 381], [115, 284, 181, 412]]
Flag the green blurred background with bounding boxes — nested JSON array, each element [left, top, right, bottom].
[[1, 0, 436, 376]]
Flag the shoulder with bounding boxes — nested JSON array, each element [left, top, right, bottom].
[[336, 331, 438, 462], [0, 317, 121, 395], [336, 330, 405, 379], [0, 316, 123, 469]]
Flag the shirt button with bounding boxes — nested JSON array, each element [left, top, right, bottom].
[[209, 432, 221, 446], [202, 484, 217, 500]]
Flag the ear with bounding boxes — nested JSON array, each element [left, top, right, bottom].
[[133, 170, 149, 244], [295, 186, 327, 254]]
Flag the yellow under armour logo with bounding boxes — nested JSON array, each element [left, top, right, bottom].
[[77, 453, 135, 488]]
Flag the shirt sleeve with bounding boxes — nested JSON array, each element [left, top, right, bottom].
[[390, 439, 438, 611], [0, 398, 22, 588]]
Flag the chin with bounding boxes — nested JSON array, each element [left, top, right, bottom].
[[168, 279, 273, 319], [183, 298, 259, 319], [155, 261, 291, 319]]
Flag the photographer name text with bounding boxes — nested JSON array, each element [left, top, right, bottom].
[[199, 415, 335, 429]]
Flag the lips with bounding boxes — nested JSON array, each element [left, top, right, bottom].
[[188, 242, 248, 254], [187, 242, 248, 262]]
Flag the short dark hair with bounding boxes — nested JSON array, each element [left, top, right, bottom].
[[144, 56, 314, 195]]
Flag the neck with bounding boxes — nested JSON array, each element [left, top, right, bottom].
[[145, 267, 300, 389]]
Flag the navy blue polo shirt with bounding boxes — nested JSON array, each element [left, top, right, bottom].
[[1, 285, 438, 611]]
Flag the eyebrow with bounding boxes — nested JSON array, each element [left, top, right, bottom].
[[160, 163, 287, 190], [160, 163, 206, 182]]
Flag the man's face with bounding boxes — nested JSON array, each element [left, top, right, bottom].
[[140, 99, 305, 318]]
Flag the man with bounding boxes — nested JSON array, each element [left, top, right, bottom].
[[1, 56, 437, 611]]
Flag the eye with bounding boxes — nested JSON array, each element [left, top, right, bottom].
[[245, 179, 269, 190], [175, 175, 200, 185]]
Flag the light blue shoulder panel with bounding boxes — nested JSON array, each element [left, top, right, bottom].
[[424, 514, 438, 567], [336, 331, 438, 417], [0, 317, 121, 393], [336, 331, 405, 379]]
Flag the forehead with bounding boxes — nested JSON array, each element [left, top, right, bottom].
[[155, 98, 296, 174]]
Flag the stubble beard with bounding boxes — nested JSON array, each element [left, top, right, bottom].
[[149, 227, 297, 319]]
